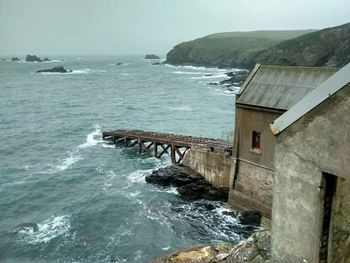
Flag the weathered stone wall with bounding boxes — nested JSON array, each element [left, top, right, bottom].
[[227, 106, 281, 219], [234, 106, 283, 169], [271, 84, 350, 262], [229, 160, 273, 219], [182, 146, 233, 188], [329, 177, 350, 263]]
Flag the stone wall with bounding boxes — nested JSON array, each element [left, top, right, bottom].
[[182, 146, 233, 188], [329, 177, 350, 262], [229, 160, 273, 219]]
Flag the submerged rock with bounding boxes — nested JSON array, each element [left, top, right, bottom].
[[43, 57, 51, 62], [11, 57, 20, 61], [145, 165, 229, 202], [145, 54, 160, 59], [152, 62, 161, 65], [36, 66, 72, 73], [16, 222, 39, 232], [26, 54, 42, 62], [116, 62, 123, 65]]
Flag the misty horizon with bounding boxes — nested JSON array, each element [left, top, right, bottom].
[[0, 0, 349, 56]]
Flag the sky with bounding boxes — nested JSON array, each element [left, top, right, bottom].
[[0, 0, 349, 56]]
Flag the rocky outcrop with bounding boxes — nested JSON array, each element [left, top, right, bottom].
[[11, 57, 20, 61], [165, 30, 314, 69], [255, 22, 350, 68], [149, 229, 271, 263], [36, 66, 72, 73], [43, 57, 51, 62], [145, 165, 229, 202], [145, 54, 160, 59], [26, 54, 42, 62]]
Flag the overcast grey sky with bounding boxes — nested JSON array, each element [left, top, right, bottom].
[[0, 0, 349, 56]]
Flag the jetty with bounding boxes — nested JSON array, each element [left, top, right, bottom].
[[102, 129, 232, 164]]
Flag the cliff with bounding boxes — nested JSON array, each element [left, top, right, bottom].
[[255, 22, 350, 68], [165, 30, 314, 69], [166, 22, 350, 69]]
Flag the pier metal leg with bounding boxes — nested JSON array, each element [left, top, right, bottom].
[[158, 145, 170, 158], [171, 145, 176, 164], [138, 139, 142, 154], [154, 143, 158, 158]]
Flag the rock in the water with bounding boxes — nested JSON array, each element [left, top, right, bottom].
[[145, 54, 160, 59], [16, 222, 39, 232], [146, 165, 229, 202], [152, 62, 161, 65], [219, 72, 248, 86], [11, 57, 20, 61], [116, 62, 123, 65], [26, 54, 42, 62], [178, 183, 229, 202], [145, 165, 202, 187], [36, 66, 72, 73], [238, 211, 262, 226], [43, 57, 51, 62]]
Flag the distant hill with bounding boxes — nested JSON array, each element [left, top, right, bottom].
[[165, 30, 315, 68], [255, 22, 350, 68]]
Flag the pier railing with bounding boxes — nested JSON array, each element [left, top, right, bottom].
[[102, 129, 233, 164]]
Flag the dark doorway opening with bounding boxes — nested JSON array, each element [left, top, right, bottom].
[[319, 172, 337, 263]]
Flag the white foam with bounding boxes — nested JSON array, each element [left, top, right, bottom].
[[38, 69, 90, 75], [55, 151, 82, 171], [165, 64, 226, 72], [172, 71, 205, 75], [190, 73, 227, 80], [168, 106, 192, 112], [42, 60, 65, 63], [78, 124, 102, 149], [18, 215, 71, 244], [127, 169, 153, 183]]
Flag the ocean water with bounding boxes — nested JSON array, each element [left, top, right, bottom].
[[0, 56, 243, 262]]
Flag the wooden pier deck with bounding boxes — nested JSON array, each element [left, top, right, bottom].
[[102, 129, 232, 164]]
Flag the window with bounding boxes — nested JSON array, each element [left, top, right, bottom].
[[251, 131, 261, 154]]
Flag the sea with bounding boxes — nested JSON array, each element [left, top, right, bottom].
[[0, 56, 245, 262]]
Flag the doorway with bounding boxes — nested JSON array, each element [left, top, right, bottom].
[[319, 172, 337, 263]]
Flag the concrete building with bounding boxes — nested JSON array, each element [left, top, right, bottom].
[[228, 64, 338, 219], [270, 63, 350, 262]]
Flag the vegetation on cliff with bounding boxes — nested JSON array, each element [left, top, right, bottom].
[[255, 22, 350, 67], [166, 22, 350, 69], [165, 30, 314, 69]]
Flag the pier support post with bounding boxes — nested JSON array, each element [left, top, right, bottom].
[[171, 144, 176, 164], [154, 143, 158, 158]]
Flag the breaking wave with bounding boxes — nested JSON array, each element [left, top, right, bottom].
[[17, 215, 71, 244]]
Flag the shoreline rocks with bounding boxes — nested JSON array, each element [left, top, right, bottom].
[[145, 165, 229, 202], [149, 228, 271, 263], [36, 66, 72, 73]]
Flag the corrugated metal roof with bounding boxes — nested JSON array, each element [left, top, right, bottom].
[[271, 63, 350, 135], [236, 65, 338, 110]]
